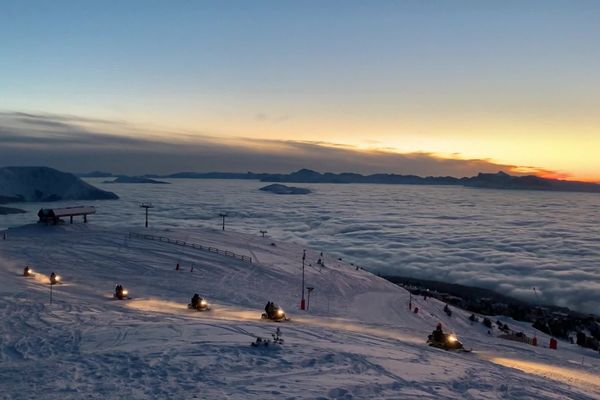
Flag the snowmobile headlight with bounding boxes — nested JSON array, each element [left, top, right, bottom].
[[448, 334, 457, 343], [55, 275, 61, 282], [200, 299, 207, 305], [277, 309, 284, 316], [122, 290, 128, 296]]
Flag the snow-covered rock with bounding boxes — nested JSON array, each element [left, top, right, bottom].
[[259, 183, 311, 194], [0, 166, 118, 202], [104, 176, 170, 184]]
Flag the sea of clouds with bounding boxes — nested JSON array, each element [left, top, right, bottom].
[[2, 179, 599, 314]]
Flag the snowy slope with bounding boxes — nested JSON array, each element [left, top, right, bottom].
[[0, 223, 598, 399], [0, 166, 118, 202]]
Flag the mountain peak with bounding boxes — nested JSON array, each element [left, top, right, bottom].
[[291, 168, 321, 176]]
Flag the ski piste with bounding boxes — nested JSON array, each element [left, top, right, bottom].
[[1, 223, 599, 399]]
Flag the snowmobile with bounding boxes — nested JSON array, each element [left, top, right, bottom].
[[113, 285, 131, 300], [427, 332, 470, 352], [261, 304, 289, 322], [188, 296, 210, 311], [49, 272, 61, 285], [23, 266, 34, 277]]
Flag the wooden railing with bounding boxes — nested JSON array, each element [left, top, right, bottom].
[[128, 232, 253, 263]]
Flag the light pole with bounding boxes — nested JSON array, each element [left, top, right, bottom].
[[300, 249, 306, 310], [533, 287, 555, 340], [219, 213, 227, 231], [140, 202, 153, 228]]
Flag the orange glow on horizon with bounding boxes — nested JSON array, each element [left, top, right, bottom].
[[11, 109, 600, 182]]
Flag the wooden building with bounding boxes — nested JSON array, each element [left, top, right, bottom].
[[38, 206, 96, 224]]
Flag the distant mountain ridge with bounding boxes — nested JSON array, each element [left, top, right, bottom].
[[259, 168, 461, 185], [149, 169, 600, 194], [164, 171, 267, 180], [77, 171, 114, 178], [0, 206, 26, 215], [274, 169, 600, 193], [463, 171, 600, 192]]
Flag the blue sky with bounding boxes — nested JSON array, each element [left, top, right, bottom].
[[1, 1, 600, 177]]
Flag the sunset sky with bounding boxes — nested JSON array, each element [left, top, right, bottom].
[[1, 1, 599, 179]]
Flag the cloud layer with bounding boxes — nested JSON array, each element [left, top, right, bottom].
[[0, 111, 553, 177], [3, 178, 598, 314]]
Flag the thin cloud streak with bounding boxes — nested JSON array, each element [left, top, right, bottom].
[[0, 111, 567, 178]]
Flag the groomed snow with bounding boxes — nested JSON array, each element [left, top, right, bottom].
[[1, 223, 598, 399]]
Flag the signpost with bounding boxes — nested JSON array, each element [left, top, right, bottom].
[[300, 250, 306, 310], [306, 286, 314, 311], [219, 213, 227, 231]]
